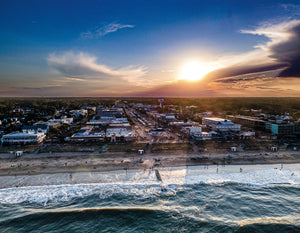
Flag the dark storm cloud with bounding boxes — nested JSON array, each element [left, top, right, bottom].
[[203, 63, 285, 81], [203, 20, 300, 83], [270, 24, 300, 77]]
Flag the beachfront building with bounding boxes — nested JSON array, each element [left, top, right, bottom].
[[295, 122, 300, 136], [228, 115, 299, 137], [239, 131, 255, 139], [70, 126, 105, 142], [188, 127, 214, 140], [227, 115, 266, 130], [265, 122, 295, 136], [189, 126, 202, 136], [1, 132, 46, 145], [106, 127, 136, 142], [203, 117, 241, 132], [193, 131, 212, 140]]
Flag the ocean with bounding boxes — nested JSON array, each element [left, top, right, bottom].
[[0, 164, 300, 232]]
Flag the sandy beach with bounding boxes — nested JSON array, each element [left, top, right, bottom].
[[0, 150, 299, 188], [0, 150, 300, 176]]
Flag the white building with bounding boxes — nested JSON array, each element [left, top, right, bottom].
[[165, 113, 176, 120], [203, 117, 241, 132], [106, 128, 136, 142], [1, 132, 46, 144], [190, 128, 212, 140], [239, 131, 255, 139], [70, 126, 105, 141], [189, 126, 202, 137]]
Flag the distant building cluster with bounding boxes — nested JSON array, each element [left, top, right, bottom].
[[0, 105, 95, 145], [228, 115, 300, 137], [69, 106, 136, 142], [0, 100, 300, 148]]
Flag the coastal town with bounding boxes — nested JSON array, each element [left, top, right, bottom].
[[0, 98, 300, 154]]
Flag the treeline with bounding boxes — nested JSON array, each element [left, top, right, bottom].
[[125, 97, 300, 119], [0, 97, 300, 119], [0, 97, 118, 117]]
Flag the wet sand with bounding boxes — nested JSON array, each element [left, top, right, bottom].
[[0, 161, 300, 189], [0, 150, 299, 178]]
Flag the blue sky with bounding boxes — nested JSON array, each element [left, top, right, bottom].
[[0, 0, 300, 96]]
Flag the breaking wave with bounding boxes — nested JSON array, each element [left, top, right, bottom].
[[0, 168, 299, 205]]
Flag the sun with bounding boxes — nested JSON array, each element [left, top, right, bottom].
[[178, 61, 213, 82]]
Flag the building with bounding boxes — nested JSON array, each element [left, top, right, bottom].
[[70, 126, 105, 142], [89, 106, 127, 125], [193, 132, 212, 140], [48, 117, 73, 125], [96, 106, 123, 118], [81, 106, 96, 112], [70, 123, 136, 142], [188, 126, 213, 140], [189, 126, 202, 137], [22, 124, 49, 134], [265, 122, 295, 136], [229, 115, 300, 137], [106, 127, 136, 142], [169, 121, 200, 127], [203, 117, 241, 132], [227, 115, 266, 130], [70, 109, 88, 117], [239, 131, 255, 139], [1, 132, 46, 145], [295, 122, 300, 136]]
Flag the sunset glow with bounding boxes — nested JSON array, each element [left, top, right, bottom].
[[0, 1, 299, 96], [178, 61, 215, 82]]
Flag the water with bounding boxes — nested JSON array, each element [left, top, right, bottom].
[[1, 164, 300, 232]]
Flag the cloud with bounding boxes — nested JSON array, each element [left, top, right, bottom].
[[201, 19, 300, 84], [47, 51, 147, 84], [240, 19, 300, 77], [81, 23, 134, 39], [22, 85, 63, 90], [281, 4, 300, 17]]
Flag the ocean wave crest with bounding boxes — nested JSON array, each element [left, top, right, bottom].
[[0, 168, 299, 204]]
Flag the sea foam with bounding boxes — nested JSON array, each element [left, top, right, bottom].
[[0, 166, 299, 204]]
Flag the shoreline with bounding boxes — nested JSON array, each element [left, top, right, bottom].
[[0, 162, 299, 190], [0, 150, 299, 177]]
